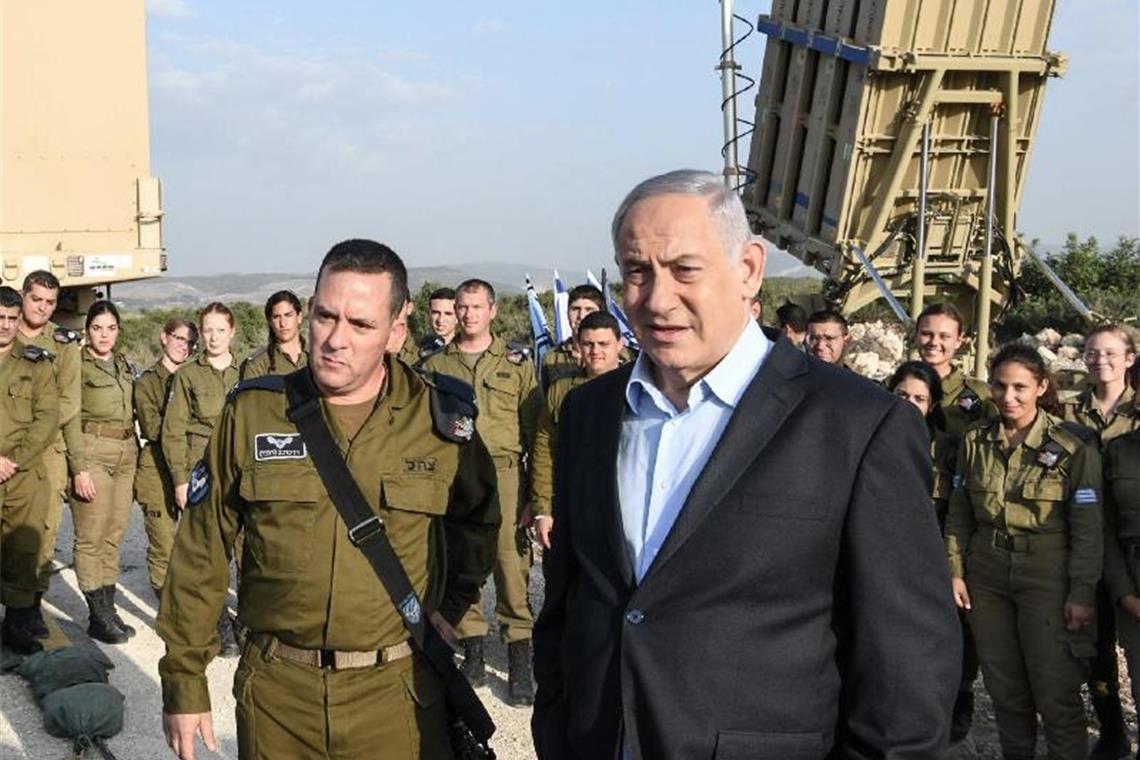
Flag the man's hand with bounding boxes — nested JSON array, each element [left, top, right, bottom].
[[534, 515, 554, 550], [517, 501, 535, 529], [73, 472, 97, 502], [951, 577, 971, 611], [163, 712, 217, 760], [1064, 602, 1094, 632], [429, 610, 461, 653], [174, 483, 189, 509], [0, 457, 17, 483], [1120, 594, 1140, 623]]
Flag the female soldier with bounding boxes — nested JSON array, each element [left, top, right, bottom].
[[946, 344, 1103, 760], [239, 290, 307, 381], [133, 317, 196, 601], [67, 301, 138, 644], [1062, 323, 1137, 758], [1103, 427, 1140, 725], [161, 302, 240, 655], [887, 361, 977, 742]]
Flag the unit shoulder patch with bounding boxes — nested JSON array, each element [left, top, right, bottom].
[[187, 460, 211, 506], [1073, 487, 1099, 506]]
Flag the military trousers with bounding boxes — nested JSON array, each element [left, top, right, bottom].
[[36, 438, 68, 592], [69, 433, 138, 593], [134, 454, 178, 591], [1112, 553, 1140, 709], [456, 461, 532, 642], [233, 638, 451, 760], [965, 531, 1092, 760], [1, 464, 50, 607]]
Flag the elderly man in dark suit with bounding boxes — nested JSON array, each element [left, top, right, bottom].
[[532, 169, 960, 760]]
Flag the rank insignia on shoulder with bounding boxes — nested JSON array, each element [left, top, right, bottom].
[[53, 326, 82, 344], [449, 416, 475, 442], [505, 341, 532, 365], [1036, 442, 1065, 469], [22, 345, 51, 362], [1073, 487, 1099, 506], [187, 460, 210, 506], [505, 350, 527, 365], [957, 391, 978, 411], [398, 592, 422, 626], [418, 336, 446, 360], [254, 433, 307, 462]]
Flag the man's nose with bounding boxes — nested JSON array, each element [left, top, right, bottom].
[[640, 274, 677, 315]]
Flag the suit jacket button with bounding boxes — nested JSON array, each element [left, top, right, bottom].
[[625, 609, 645, 625]]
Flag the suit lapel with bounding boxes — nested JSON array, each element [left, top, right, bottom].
[[639, 339, 809, 584], [601, 367, 637, 589]]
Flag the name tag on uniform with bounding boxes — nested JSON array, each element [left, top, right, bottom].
[[254, 433, 307, 462], [1073, 488, 1099, 506]]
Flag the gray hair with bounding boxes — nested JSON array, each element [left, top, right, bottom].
[[610, 169, 752, 261]]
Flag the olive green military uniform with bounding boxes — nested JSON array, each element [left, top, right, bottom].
[[157, 361, 499, 759], [531, 372, 590, 518], [1103, 431, 1140, 707], [396, 335, 420, 369], [19, 323, 81, 592], [940, 367, 997, 436], [1062, 385, 1139, 445], [162, 354, 240, 489], [540, 337, 633, 391], [946, 412, 1103, 759], [1, 344, 60, 608], [239, 342, 308, 382], [422, 336, 541, 642], [66, 351, 138, 593], [134, 360, 178, 591], [931, 431, 959, 530]]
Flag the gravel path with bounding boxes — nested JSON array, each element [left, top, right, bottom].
[[2, 504, 1135, 759]]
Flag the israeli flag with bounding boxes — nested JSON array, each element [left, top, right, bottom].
[[526, 275, 554, 366], [600, 268, 639, 349], [553, 269, 571, 344]]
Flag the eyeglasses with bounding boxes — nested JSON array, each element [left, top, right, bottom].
[[166, 332, 194, 346], [1083, 350, 1126, 361]]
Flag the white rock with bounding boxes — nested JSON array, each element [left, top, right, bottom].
[[1035, 328, 1062, 350], [1061, 333, 1085, 348]]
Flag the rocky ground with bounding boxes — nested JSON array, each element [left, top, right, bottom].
[[3, 505, 1136, 760]]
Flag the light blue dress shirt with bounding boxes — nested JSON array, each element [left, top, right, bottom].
[[617, 318, 771, 583]]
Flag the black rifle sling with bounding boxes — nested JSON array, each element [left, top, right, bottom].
[[284, 370, 495, 744]]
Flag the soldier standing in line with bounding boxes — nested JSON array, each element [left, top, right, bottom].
[[158, 239, 499, 760], [540, 284, 604, 390], [422, 278, 542, 706], [804, 309, 852, 366], [0, 287, 60, 653], [66, 301, 139, 644], [914, 303, 997, 436], [16, 270, 81, 636], [239, 290, 308, 381], [420, 286, 458, 359], [946, 344, 1103, 760], [134, 318, 197, 602], [162, 301, 241, 657], [530, 311, 624, 551], [1062, 323, 1138, 759]]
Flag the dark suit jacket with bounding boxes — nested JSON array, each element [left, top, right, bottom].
[[532, 334, 960, 760]]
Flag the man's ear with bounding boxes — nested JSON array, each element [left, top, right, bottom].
[[738, 237, 766, 298]]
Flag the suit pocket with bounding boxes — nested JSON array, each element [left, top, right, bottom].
[[711, 729, 820, 760], [714, 729, 823, 760], [731, 490, 825, 521]]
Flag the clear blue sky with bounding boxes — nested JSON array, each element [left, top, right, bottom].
[[146, 0, 1140, 276]]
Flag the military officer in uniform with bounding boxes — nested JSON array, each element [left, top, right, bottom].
[[17, 270, 81, 634], [421, 278, 542, 706], [239, 290, 308, 381], [914, 303, 997, 435], [946, 343, 1103, 760], [540, 284, 605, 390], [805, 309, 852, 366], [1061, 323, 1138, 758], [0, 287, 60, 653], [134, 318, 197, 600], [158, 239, 499, 760], [530, 311, 624, 551], [66, 301, 140, 644]]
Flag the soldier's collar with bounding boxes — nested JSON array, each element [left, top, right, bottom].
[[1020, 410, 1052, 450], [941, 367, 965, 394], [383, 355, 413, 410]]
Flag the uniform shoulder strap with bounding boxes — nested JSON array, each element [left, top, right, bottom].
[[1053, 420, 1098, 448], [22, 344, 52, 363], [52, 325, 82, 344], [228, 373, 287, 401], [417, 370, 478, 443]]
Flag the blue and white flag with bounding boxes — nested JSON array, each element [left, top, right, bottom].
[[552, 269, 571, 344], [526, 275, 554, 366], [600, 268, 639, 349]]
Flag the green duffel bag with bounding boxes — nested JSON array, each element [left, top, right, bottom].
[[41, 682, 124, 757], [16, 646, 111, 702]]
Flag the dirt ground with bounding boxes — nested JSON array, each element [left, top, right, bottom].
[[1, 505, 1136, 759]]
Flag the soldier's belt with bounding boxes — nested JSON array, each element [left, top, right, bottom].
[[983, 526, 1066, 553], [251, 632, 413, 670], [81, 421, 134, 440]]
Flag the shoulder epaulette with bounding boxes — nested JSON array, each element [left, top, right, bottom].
[[242, 346, 269, 366], [52, 325, 82, 344], [505, 341, 532, 366], [418, 370, 478, 443], [418, 336, 446, 361], [1054, 420, 1098, 448], [228, 374, 286, 401], [22, 345, 51, 363]]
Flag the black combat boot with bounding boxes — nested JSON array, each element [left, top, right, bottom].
[[217, 610, 240, 658], [459, 637, 486, 687], [506, 639, 535, 707], [28, 593, 49, 639], [949, 688, 974, 743], [1, 607, 45, 654], [1090, 683, 1130, 759], [84, 591, 128, 645], [103, 586, 136, 638]]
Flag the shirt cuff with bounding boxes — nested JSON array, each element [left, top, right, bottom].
[[161, 675, 212, 714]]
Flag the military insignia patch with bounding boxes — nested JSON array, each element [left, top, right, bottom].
[[505, 350, 526, 365], [398, 592, 422, 626], [957, 392, 978, 411], [952, 473, 963, 489], [22, 345, 50, 362], [449, 416, 474, 442], [53, 326, 81, 344], [1036, 445, 1064, 469], [187, 460, 210, 506], [1073, 487, 1099, 506], [254, 433, 307, 462]]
